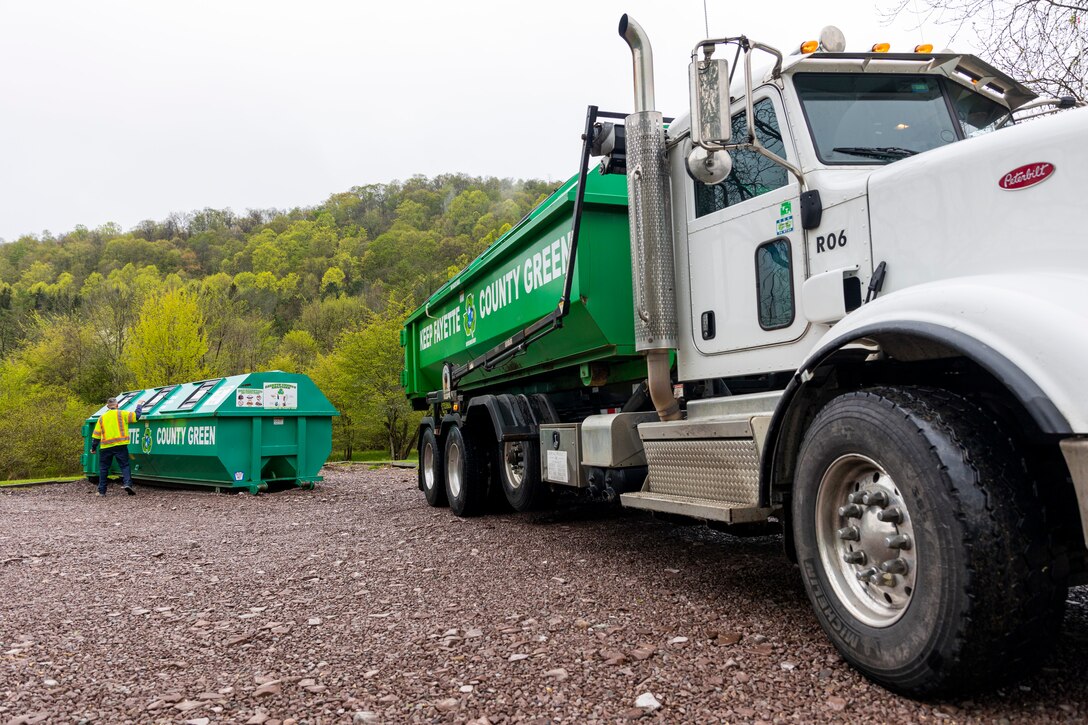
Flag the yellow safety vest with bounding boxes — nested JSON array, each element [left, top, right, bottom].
[[93, 409, 137, 449]]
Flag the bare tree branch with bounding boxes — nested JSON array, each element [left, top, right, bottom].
[[884, 0, 1086, 99]]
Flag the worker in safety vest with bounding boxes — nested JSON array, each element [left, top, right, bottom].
[[90, 397, 144, 497]]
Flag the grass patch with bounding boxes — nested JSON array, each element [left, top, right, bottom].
[[1, 476, 82, 488], [347, 450, 418, 463]]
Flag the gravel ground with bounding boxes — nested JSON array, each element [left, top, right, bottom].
[[3, 465, 1088, 724]]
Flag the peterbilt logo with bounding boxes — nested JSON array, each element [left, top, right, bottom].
[[999, 162, 1054, 190]]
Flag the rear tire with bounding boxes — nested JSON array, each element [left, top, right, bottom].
[[498, 439, 546, 512], [419, 427, 447, 507], [792, 386, 1066, 696], [444, 425, 488, 517]]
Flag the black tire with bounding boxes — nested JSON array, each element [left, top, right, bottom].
[[498, 395, 549, 512], [497, 438, 546, 512], [444, 425, 488, 517], [419, 426, 447, 507], [792, 386, 1066, 697]]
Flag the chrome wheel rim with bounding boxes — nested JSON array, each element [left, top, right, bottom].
[[815, 454, 917, 628], [422, 438, 436, 491], [503, 442, 525, 490], [447, 439, 463, 499]]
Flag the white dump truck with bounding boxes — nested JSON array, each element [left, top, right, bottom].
[[403, 14, 1088, 695]]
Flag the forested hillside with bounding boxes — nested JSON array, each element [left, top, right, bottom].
[[0, 174, 556, 478]]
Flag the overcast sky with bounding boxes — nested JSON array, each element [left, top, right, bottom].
[[0, 1, 961, 241]]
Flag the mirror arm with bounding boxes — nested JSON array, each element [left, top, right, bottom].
[[741, 40, 803, 187], [750, 143, 806, 188]]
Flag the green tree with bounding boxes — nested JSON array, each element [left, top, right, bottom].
[[297, 296, 370, 352], [128, 288, 210, 386], [79, 265, 162, 391], [320, 266, 346, 298], [266, 330, 319, 373], [313, 295, 418, 460], [0, 357, 91, 479], [19, 314, 115, 403]]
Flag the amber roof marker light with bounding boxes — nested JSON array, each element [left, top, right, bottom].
[[799, 26, 845, 54]]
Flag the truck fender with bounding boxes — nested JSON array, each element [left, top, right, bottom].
[[438, 412, 462, 438], [464, 394, 535, 442], [761, 274, 1083, 514]]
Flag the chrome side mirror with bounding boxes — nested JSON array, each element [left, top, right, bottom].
[[689, 49, 731, 149]]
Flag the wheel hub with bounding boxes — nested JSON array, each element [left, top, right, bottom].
[[503, 442, 525, 490], [816, 454, 917, 627], [422, 440, 436, 491], [447, 440, 462, 499]]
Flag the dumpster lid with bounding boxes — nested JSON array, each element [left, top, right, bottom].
[[87, 372, 339, 421]]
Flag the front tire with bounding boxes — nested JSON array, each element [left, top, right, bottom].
[[419, 426, 447, 507], [792, 386, 1065, 696], [444, 425, 488, 517]]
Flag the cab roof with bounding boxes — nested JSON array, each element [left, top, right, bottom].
[[773, 51, 1037, 110]]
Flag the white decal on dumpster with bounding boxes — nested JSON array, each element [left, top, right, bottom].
[[264, 382, 297, 409], [417, 229, 573, 352], [418, 305, 463, 352], [478, 266, 521, 320], [156, 425, 217, 446], [522, 231, 572, 294]]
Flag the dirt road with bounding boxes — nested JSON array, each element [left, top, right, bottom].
[[2, 466, 1087, 723]]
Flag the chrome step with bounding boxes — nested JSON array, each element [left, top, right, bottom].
[[620, 491, 772, 524]]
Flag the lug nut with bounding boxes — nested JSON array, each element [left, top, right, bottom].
[[848, 491, 867, 504], [838, 503, 864, 519], [856, 567, 879, 582], [837, 526, 861, 541], [880, 558, 909, 574], [843, 550, 867, 565], [885, 533, 912, 550], [879, 572, 897, 586], [862, 490, 889, 507], [876, 507, 903, 523]]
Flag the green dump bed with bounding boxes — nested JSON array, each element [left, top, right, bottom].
[[402, 171, 640, 403], [81, 372, 338, 493]]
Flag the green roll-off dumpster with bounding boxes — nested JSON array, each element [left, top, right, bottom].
[[80, 372, 339, 493]]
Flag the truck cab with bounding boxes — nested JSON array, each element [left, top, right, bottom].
[[669, 42, 1084, 382], [613, 18, 1088, 696]]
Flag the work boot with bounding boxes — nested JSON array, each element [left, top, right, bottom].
[[124, 485, 136, 496]]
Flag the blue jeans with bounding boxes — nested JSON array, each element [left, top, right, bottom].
[[98, 446, 132, 493]]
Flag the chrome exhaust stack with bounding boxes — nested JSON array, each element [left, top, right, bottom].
[[619, 14, 680, 421]]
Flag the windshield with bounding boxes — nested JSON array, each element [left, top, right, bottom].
[[946, 82, 1012, 137], [794, 73, 1009, 165]]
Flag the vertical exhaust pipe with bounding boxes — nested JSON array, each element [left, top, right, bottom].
[[619, 14, 680, 421]]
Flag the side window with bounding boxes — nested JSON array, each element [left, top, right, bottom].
[[694, 98, 789, 217], [755, 239, 794, 329]]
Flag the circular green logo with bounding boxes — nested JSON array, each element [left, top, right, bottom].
[[141, 427, 153, 454], [463, 293, 477, 338]]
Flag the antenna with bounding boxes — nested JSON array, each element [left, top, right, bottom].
[[703, 0, 709, 37]]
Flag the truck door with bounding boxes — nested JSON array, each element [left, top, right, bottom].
[[685, 91, 807, 355]]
